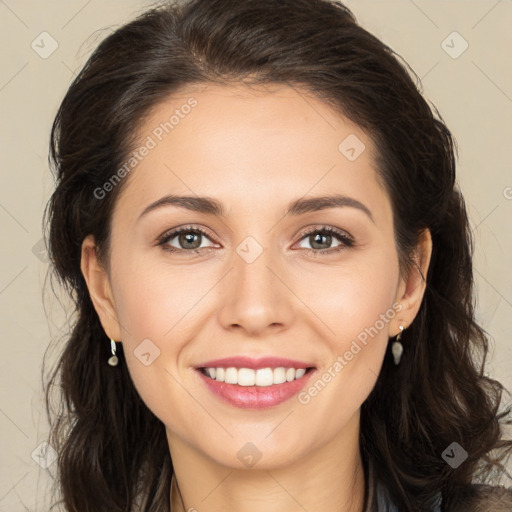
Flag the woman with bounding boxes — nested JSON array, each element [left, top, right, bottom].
[[43, 0, 512, 510]]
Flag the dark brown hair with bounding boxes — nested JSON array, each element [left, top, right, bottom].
[[43, 0, 512, 510]]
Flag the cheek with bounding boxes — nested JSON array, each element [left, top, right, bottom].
[[111, 254, 210, 342], [111, 235, 400, 365], [291, 253, 399, 441], [294, 246, 400, 346], [115, 255, 397, 332], [109, 259, 208, 427]]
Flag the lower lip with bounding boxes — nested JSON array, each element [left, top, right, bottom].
[[196, 369, 315, 409]]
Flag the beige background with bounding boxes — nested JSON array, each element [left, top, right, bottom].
[[0, 1, 511, 510]]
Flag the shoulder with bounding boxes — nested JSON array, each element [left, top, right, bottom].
[[444, 483, 512, 512]]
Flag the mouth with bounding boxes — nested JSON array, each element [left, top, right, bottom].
[[195, 364, 316, 409], [198, 366, 315, 386]]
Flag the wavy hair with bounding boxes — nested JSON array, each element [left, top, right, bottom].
[[43, 0, 512, 510]]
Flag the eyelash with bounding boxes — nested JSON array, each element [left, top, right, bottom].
[[157, 225, 355, 256]]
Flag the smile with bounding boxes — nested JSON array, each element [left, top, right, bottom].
[[199, 366, 308, 386], [196, 365, 316, 409]]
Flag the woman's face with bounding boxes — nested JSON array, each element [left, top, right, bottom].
[[83, 83, 426, 470]]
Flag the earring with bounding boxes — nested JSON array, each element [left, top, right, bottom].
[[108, 339, 119, 366], [391, 325, 404, 365]]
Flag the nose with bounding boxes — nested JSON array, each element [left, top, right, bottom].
[[217, 241, 295, 336]]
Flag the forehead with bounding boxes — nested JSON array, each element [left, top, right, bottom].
[[115, 82, 390, 225]]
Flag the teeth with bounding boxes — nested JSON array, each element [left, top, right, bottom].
[[202, 366, 309, 386], [224, 367, 237, 384], [255, 368, 273, 387], [238, 368, 255, 386], [295, 368, 306, 378], [273, 367, 286, 384]]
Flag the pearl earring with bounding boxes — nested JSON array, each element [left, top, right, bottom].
[[108, 339, 119, 366], [391, 325, 404, 365]]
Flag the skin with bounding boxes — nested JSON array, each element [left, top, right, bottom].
[[81, 83, 432, 512]]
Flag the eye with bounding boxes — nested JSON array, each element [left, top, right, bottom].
[[295, 226, 355, 255], [157, 225, 217, 254], [157, 225, 355, 256]]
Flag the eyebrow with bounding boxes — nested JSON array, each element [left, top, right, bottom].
[[138, 194, 374, 223]]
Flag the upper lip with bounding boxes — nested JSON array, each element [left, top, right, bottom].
[[196, 356, 315, 370]]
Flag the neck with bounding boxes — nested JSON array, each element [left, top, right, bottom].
[[168, 413, 366, 512]]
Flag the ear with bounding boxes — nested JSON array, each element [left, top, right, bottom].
[[392, 228, 432, 335], [80, 234, 122, 341]]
